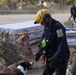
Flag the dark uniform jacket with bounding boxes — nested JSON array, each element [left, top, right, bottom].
[[41, 18, 70, 62], [70, 6, 75, 15], [74, 6, 76, 17]]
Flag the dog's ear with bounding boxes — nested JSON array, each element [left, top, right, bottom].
[[25, 61, 34, 67]]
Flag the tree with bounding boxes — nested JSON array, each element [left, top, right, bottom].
[[31, 0, 34, 4], [7, 0, 12, 9], [0, 0, 6, 9], [72, 0, 76, 4]]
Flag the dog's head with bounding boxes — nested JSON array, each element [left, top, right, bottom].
[[17, 62, 33, 75]]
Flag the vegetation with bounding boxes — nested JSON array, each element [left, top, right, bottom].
[[64, 20, 73, 27], [0, 0, 76, 10]]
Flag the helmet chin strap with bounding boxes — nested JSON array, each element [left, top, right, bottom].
[[45, 21, 49, 26], [44, 16, 51, 27]]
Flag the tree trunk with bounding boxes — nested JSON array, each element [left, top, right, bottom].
[[30, 0, 34, 4], [59, 0, 66, 6], [7, 0, 12, 10]]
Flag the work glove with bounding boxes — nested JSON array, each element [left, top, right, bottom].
[[41, 54, 45, 64], [34, 53, 41, 62]]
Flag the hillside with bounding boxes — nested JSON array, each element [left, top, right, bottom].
[[0, 0, 71, 11]]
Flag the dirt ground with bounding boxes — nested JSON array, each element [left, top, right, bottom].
[[0, 13, 71, 25]]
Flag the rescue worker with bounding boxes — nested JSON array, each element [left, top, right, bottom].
[[74, 5, 76, 21], [34, 9, 70, 75], [69, 4, 75, 21]]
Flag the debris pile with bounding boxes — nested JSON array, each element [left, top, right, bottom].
[[0, 39, 22, 66], [0, 32, 34, 66]]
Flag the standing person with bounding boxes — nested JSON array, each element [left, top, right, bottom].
[[34, 9, 70, 75], [74, 5, 76, 21], [69, 4, 75, 21]]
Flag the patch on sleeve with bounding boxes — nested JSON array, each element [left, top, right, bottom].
[[56, 29, 64, 37]]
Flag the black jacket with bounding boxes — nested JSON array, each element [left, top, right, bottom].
[[41, 18, 70, 62]]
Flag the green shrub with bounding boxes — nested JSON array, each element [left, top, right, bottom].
[[64, 20, 73, 27]]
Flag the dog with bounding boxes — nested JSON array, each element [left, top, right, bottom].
[[17, 61, 33, 75], [0, 61, 33, 75]]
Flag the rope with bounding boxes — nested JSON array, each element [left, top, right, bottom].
[[13, 29, 43, 44], [10, 29, 43, 36]]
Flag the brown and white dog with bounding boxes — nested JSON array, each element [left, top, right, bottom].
[[0, 61, 33, 75]]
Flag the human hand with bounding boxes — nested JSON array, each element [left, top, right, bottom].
[[34, 53, 40, 62]]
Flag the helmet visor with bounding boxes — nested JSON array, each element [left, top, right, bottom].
[[34, 21, 38, 24]]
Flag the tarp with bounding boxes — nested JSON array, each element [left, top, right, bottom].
[[66, 28, 76, 47], [0, 21, 76, 47], [0, 21, 43, 66]]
